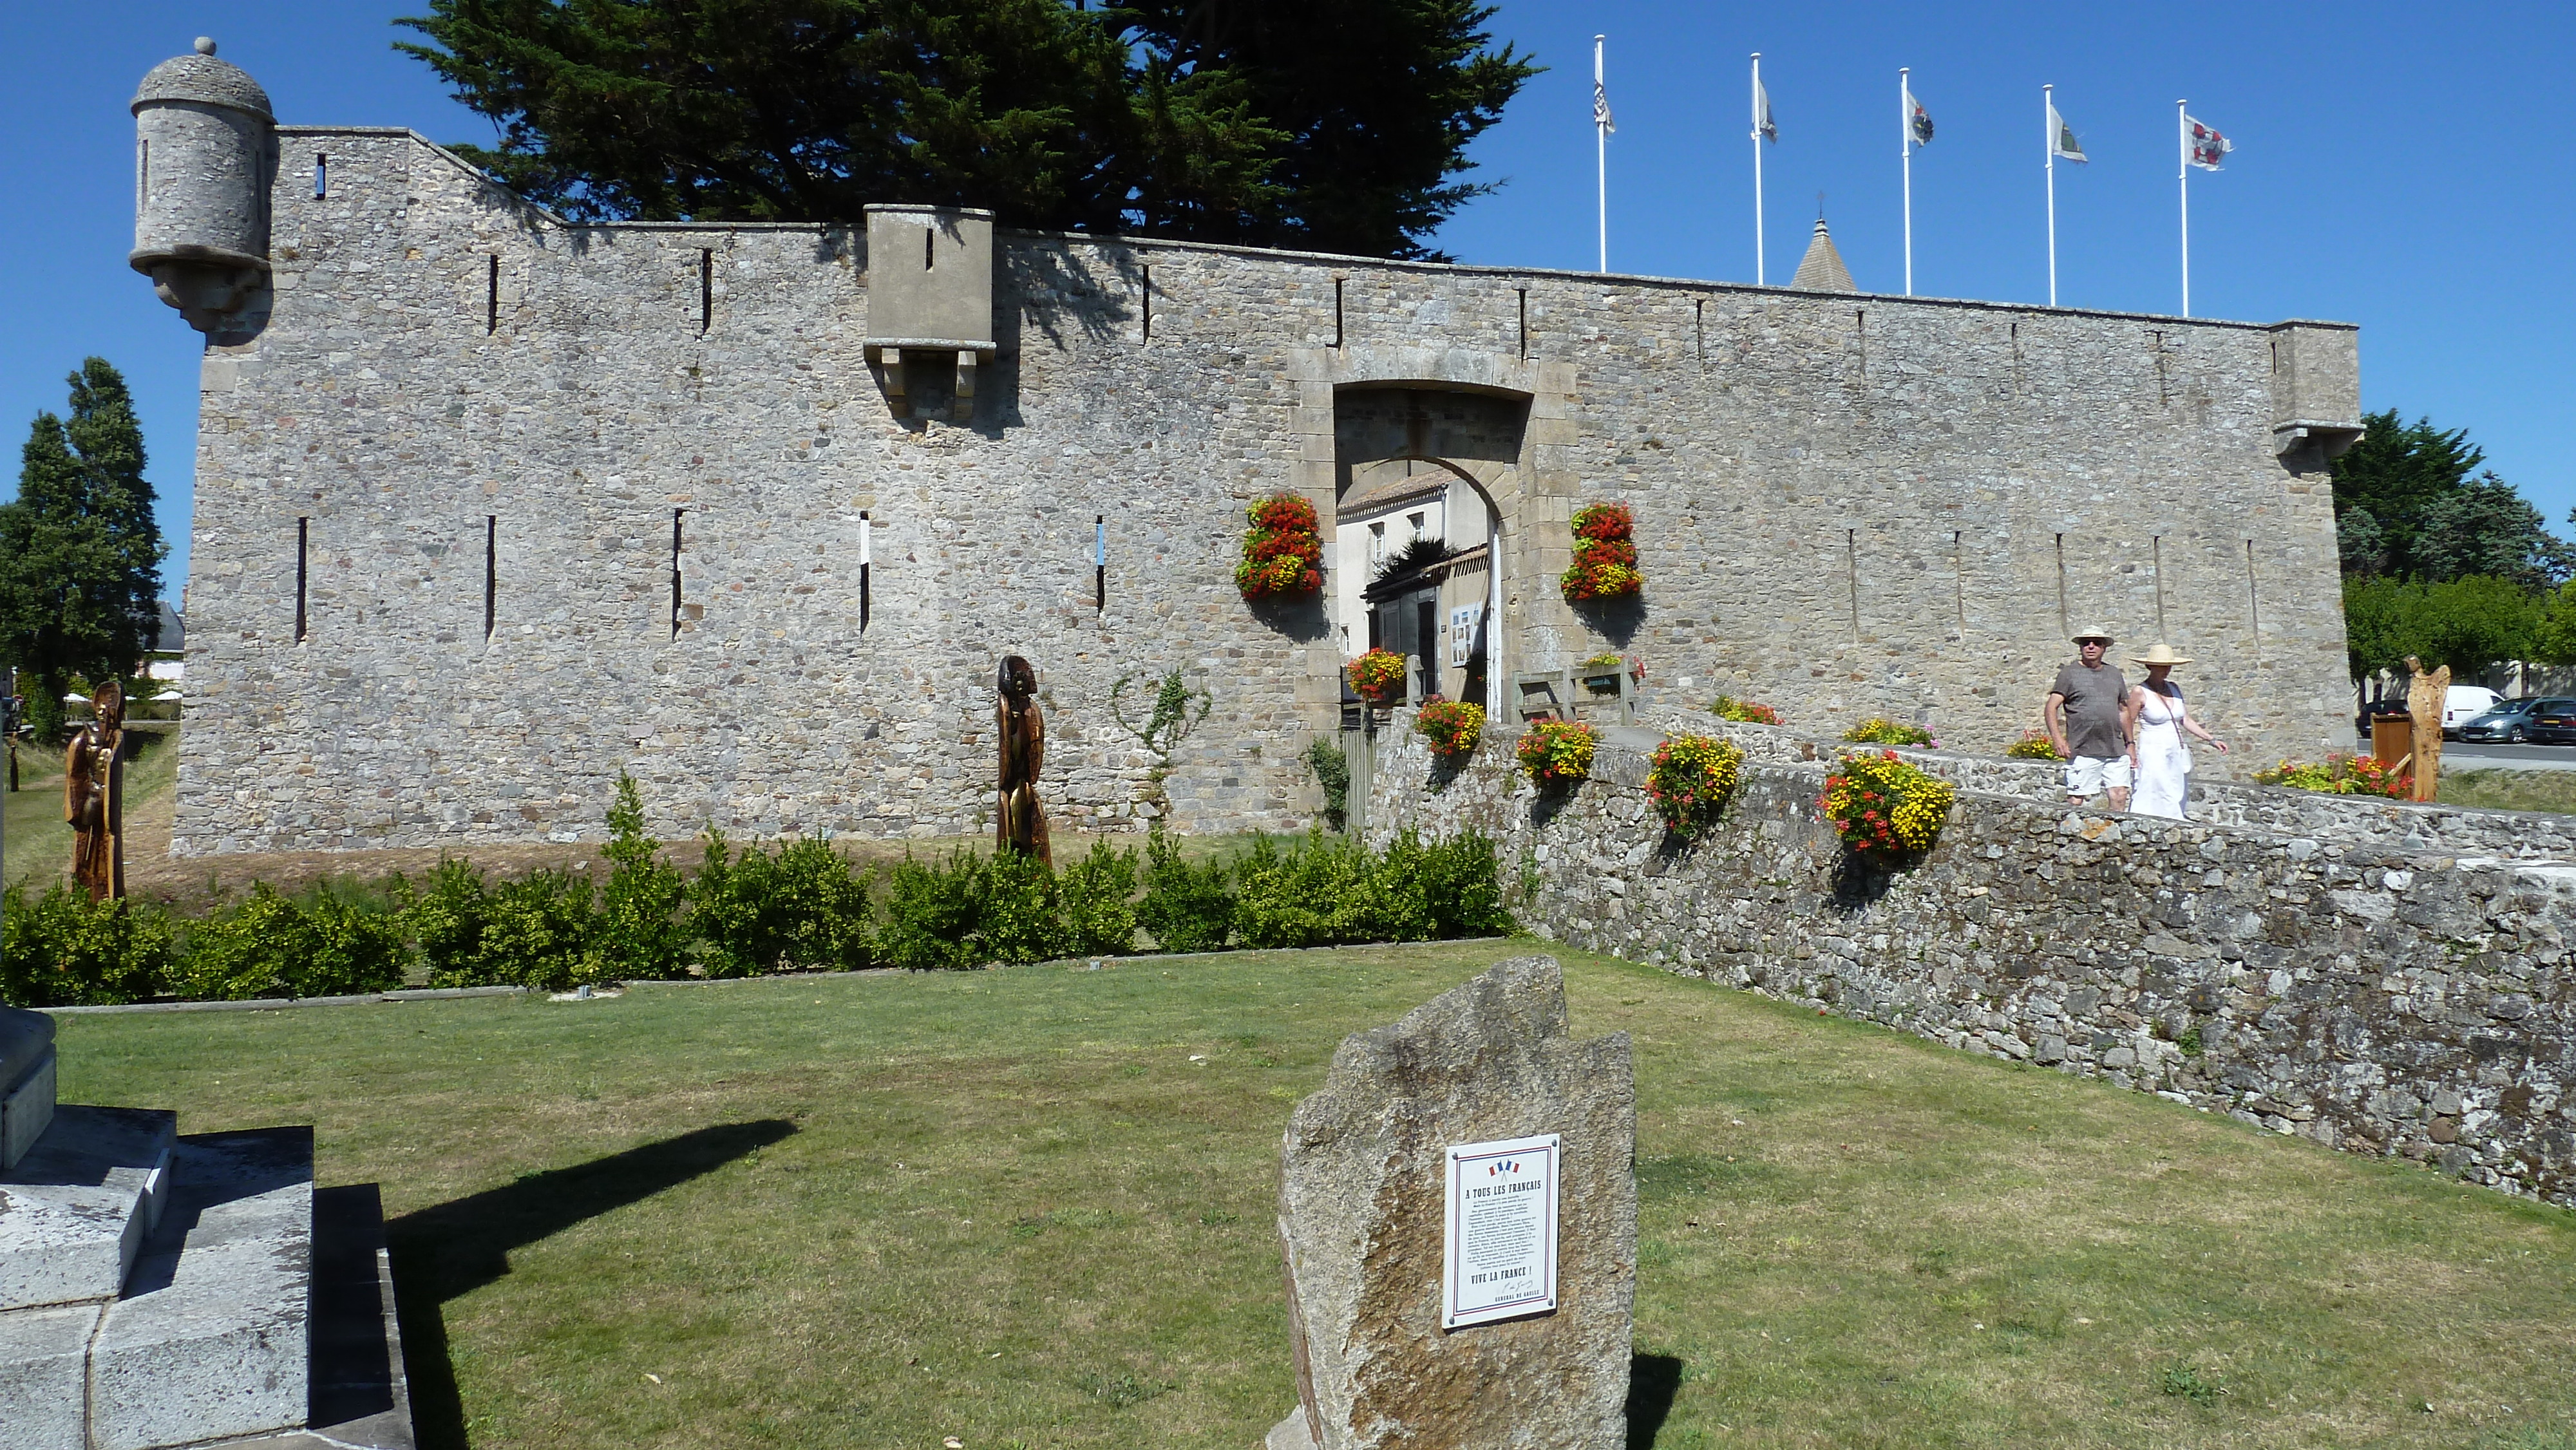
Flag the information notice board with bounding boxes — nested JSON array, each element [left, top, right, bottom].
[[1441, 1133, 1560, 1329]]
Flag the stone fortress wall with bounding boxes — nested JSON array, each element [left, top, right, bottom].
[[169, 112, 2363, 854]]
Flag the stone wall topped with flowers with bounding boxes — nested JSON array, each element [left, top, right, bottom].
[[1366, 711, 2576, 1209]]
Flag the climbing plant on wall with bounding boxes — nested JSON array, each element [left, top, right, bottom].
[[1110, 666, 1213, 820], [1560, 502, 1641, 602], [1237, 493, 1323, 598]]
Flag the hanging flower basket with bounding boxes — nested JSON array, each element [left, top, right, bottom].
[[1346, 648, 1408, 705], [1236, 493, 1323, 599], [1561, 502, 1643, 603], [1647, 733, 1745, 840], [1415, 696, 1486, 757], [1821, 749, 1955, 855], [1518, 719, 1598, 786]]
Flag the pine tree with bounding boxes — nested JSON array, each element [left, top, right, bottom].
[[0, 359, 167, 741]]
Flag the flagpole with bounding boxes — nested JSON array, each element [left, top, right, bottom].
[[1751, 53, 1766, 286], [2178, 99, 2190, 317], [2044, 84, 2057, 308], [1595, 35, 1608, 274], [1900, 68, 1913, 296]]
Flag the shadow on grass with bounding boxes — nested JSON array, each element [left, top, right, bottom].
[[388, 1118, 799, 1450], [1627, 1352, 1684, 1447]]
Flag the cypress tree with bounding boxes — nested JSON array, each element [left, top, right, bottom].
[[0, 358, 167, 742], [395, 0, 1535, 258]]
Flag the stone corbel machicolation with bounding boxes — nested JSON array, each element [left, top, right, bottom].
[[863, 203, 998, 424]]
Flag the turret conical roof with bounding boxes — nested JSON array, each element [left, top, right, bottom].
[[133, 39, 272, 121], [1789, 218, 1856, 294]]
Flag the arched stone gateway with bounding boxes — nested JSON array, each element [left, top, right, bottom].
[[1286, 346, 1582, 731], [1334, 392, 1515, 714]]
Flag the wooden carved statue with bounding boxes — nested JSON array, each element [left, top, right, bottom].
[[65, 681, 126, 901], [996, 655, 1051, 863], [2403, 655, 2449, 804]]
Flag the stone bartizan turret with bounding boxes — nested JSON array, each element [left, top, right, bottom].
[[1789, 216, 1856, 294], [131, 37, 275, 335]]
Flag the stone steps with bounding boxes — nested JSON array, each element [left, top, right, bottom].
[[1, 1010, 57, 1171], [91, 1127, 315, 1450], [0, 1106, 178, 1313], [0, 1003, 412, 1450], [0, 1114, 404, 1450]]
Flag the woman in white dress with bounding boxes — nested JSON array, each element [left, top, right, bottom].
[[2123, 643, 2228, 818]]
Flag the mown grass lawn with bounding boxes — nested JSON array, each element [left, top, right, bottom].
[[2439, 767, 2576, 817], [55, 941, 2576, 1449]]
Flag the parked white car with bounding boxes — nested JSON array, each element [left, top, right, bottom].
[[2444, 685, 2501, 738]]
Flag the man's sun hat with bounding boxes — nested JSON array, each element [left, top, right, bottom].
[[2072, 625, 2116, 643], [2130, 642, 2193, 667]]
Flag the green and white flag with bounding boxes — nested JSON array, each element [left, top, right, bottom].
[[2049, 104, 2086, 162]]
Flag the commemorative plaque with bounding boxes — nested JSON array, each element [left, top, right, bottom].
[[1441, 1132, 1560, 1328]]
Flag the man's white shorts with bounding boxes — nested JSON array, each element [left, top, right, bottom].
[[2065, 755, 2134, 797]]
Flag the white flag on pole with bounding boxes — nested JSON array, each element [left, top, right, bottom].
[[2186, 115, 2231, 169], [1754, 74, 1777, 142], [2049, 104, 2087, 162], [1904, 81, 1932, 146], [1593, 56, 1615, 133]]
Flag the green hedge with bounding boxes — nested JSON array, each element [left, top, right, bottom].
[[0, 775, 1515, 1006], [177, 882, 409, 1001], [1, 885, 178, 1007]]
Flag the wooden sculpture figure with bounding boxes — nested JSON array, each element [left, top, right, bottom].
[[2404, 655, 2449, 804], [65, 681, 126, 901], [996, 655, 1051, 863]]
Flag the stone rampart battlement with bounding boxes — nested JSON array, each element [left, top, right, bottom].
[[255, 127, 2350, 428]]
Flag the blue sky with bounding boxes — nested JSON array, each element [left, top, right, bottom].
[[8, 1, 2572, 593]]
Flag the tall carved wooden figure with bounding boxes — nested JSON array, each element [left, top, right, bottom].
[[65, 681, 126, 901], [996, 656, 1051, 864]]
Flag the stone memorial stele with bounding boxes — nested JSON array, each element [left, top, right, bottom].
[[1269, 956, 1635, 1450]]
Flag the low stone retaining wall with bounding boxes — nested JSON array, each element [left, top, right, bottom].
[[1367, 717, 2576, 1207]]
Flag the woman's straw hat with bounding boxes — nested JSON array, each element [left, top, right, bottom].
[[2130, 642, 2193, 667]]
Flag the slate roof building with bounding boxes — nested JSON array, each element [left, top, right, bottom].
[[1790, 218, 1857, 294]]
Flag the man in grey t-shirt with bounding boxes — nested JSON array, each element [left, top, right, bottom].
[[2047, 627, 2132, 809]]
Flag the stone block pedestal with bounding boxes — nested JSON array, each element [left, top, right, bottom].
[[0, 1006, 415, 1449]]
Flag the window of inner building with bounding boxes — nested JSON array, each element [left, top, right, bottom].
[[1406, 511, 1426, 540], [1369, 520, 1387, 563]]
